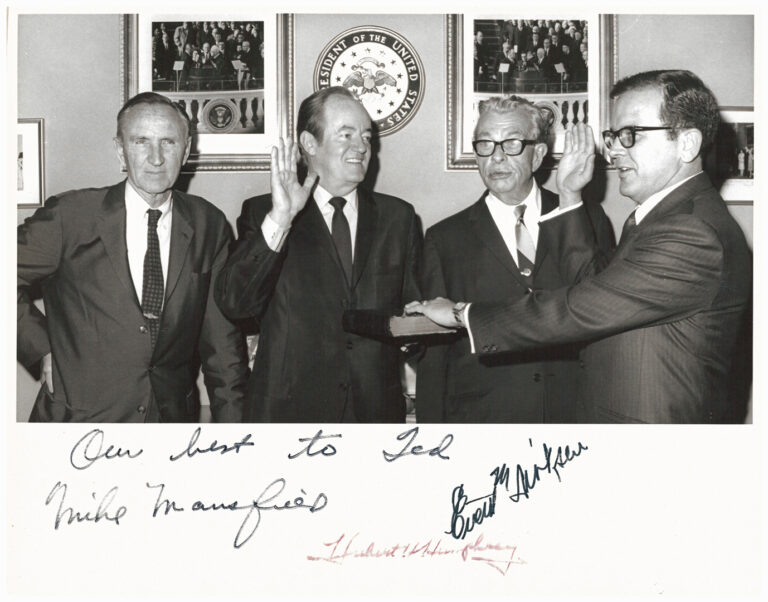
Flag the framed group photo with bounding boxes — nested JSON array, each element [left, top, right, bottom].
[[446, 13, 601, 170], [122, 13, 294, 171], [16, 118, 45, 207]]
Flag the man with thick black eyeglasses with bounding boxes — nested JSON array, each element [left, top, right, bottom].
[[409, 70, 751, 424], [414, 95, 614, 423]]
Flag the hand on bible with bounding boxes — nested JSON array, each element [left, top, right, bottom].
[[404, 297, 461, 328], [268, 137, 318, 228]]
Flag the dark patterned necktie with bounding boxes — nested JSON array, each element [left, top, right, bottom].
[[142, 209, 164, 347], [329, 196, 353, 284], [620, 210, 638, 242]]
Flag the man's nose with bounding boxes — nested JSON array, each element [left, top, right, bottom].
[[148, 143, 164, 166], [607, 141, 624, 162], [491, 143, 506, 162]]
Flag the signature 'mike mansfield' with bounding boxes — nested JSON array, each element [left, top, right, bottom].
[[446, 438, 588, 540]]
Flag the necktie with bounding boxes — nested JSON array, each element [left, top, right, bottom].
[[329, 196, 353, 285], [620, 210, 637, 242], [142, 209, 164, 347], [513, 204, 536, 269]]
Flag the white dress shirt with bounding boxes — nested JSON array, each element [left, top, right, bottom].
[[125, 182, 172, 304], [261, 185, 359, 254], [484, 182, 541, 266]]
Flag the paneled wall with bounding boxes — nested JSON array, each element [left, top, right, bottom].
[[15, 13, 754, 419]]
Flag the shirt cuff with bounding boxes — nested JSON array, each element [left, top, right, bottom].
[[539, 201, 583, 222], [261, 213, 291, 251], [463, 303, 477, 354]]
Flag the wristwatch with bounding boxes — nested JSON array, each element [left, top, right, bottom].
[[452, 301, 468, 327]]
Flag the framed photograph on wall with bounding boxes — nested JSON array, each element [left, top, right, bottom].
[[705, 108, 754, 204], [446, 14, 601, 170], [16, 118, 45, 208], [122, 14, 293, 171]]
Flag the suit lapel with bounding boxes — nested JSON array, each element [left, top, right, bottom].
[[351, 189, 377, 289], [96, 181, 138, 305], [531, 187, 557, 278], [292, 196, 350, 288], [165, 191, 194, 303], [469, 193, 531, 290]]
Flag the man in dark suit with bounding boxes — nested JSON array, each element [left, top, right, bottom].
[[417, 96, 614, 423], [409, 70, 752, 424], [215, 86, 421, 423], [17, 92, 248, 422]]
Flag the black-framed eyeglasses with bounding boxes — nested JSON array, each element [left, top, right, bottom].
[[602, 126, 675, 149], [472, 138, 538, 157]]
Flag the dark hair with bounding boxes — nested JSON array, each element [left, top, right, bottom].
[[476, 95, 551, 144], [296, 86, 358, 144], [610, 70, 720, 151], [116, 92, 191, 139]]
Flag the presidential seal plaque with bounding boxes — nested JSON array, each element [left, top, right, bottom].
[[313, 26, 425, 136]]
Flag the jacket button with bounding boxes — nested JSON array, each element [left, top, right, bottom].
[[137, 405, 146, 414], [533, 373, 542, 382], [139, 325, 148, 333], [148, 365, 154, 373]]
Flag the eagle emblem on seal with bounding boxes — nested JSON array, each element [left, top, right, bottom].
[[343, 57, 398, 96]]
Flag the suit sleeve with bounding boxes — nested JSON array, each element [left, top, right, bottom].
[[17, 197, 63, 368], [214, 197, 287, 323], [414, 231, 449, 422], [198, 220, 249, 423], [538, 201, 615, 285], [401, 207, 423, 307], [469, 215, 723, 354]]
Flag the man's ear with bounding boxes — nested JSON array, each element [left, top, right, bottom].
[[532, 142, 548, 172], [113, 137, 127, 172], [299, 130, 318, 157], [183, 136, 192, 164], [678, 128, 703, 163]]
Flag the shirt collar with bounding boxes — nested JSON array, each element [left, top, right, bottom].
[[485, 180, 541, 219], [125, 181, 173, 222], [313, 185, 358, 214], [635, 171, 701, 224]]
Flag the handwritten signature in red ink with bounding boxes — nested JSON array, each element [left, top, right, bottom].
[[306, 532, 525, 576]]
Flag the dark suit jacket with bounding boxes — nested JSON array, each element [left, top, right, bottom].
[[469, 173, 752, 423], [417, 188, 614, 423], [17, 181, 248, 422], [215, 189, 422, 423]]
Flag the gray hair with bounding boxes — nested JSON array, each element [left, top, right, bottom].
[[475, 96, 551, 143]]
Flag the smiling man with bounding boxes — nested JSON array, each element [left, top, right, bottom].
[[215, 86, 421, 422], [416, 96, 613, 423], [410, 70, 752, 424], [17, 92, 248, 422]]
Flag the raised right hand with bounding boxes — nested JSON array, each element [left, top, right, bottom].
[[268, 137, 318, 228]]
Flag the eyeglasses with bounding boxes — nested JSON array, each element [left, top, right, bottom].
[[602, 126, 675, 149], [472, 138, 538, 157]]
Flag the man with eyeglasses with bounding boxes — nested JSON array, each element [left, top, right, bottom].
[[414, 95, 614, 423], [409, 70, 751, 423]]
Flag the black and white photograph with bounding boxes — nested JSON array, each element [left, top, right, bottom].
[[15, 117, 44, 207], [150, 19, 265, 134], [705, 109, 755, 201], [4, 5, 764, 601], [130, 13, 291, 169]]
